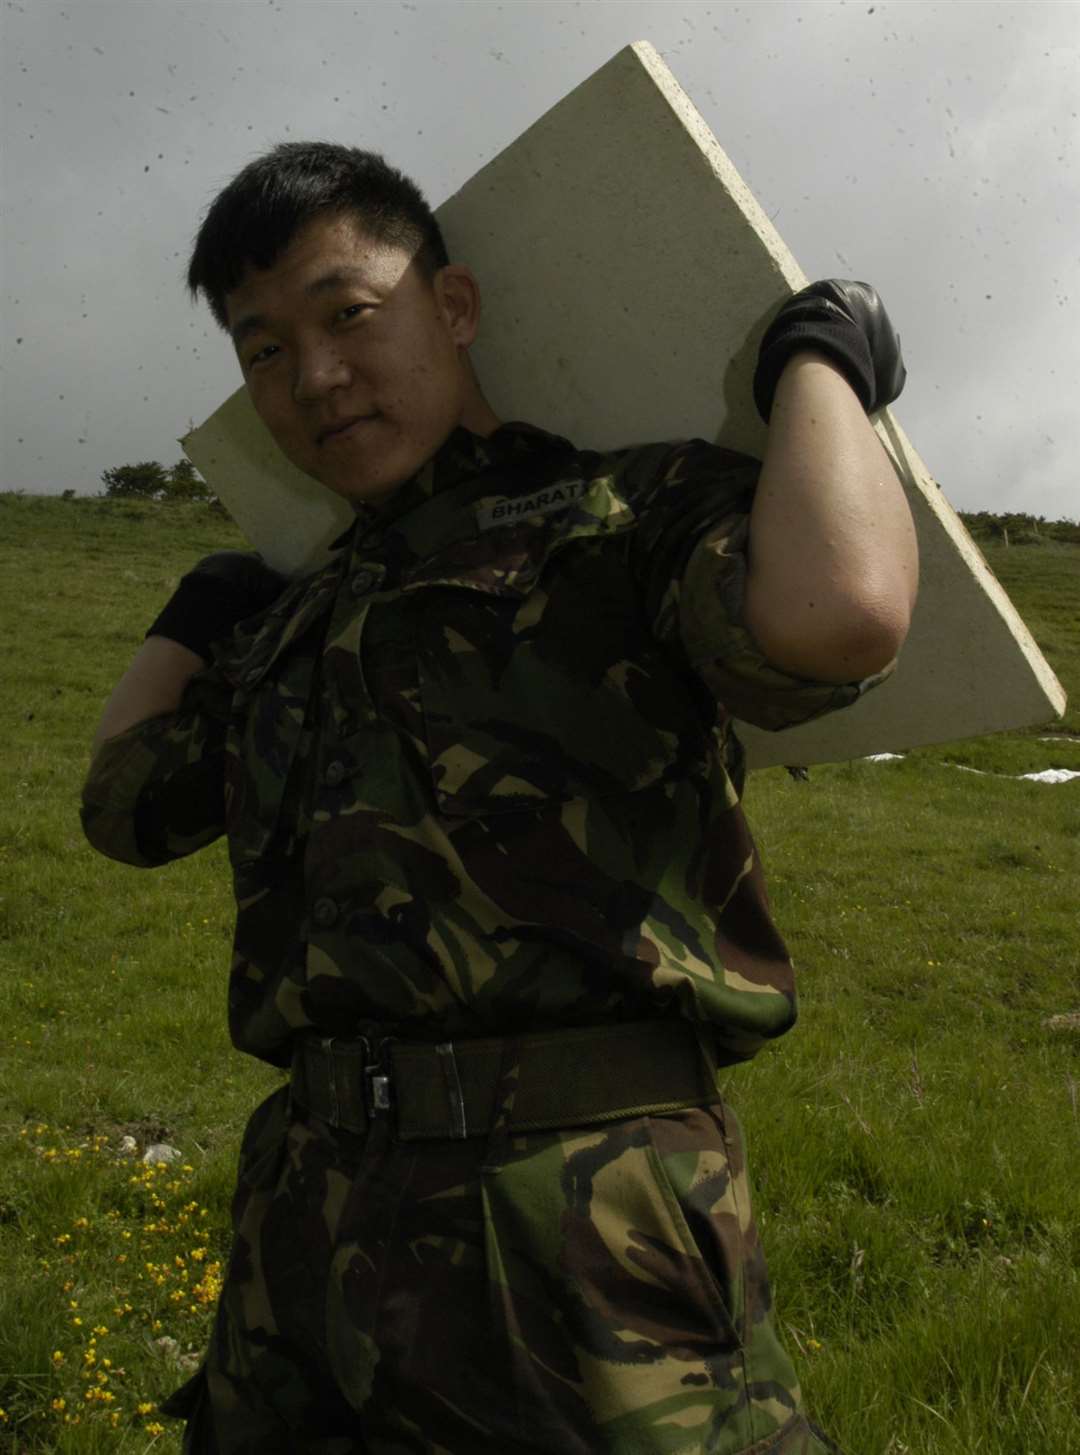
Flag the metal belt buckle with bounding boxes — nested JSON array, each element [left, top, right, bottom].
[[364, 1036, 397, 1118], [435, 1041, 468, 1140]]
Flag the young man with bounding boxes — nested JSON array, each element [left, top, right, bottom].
[[82, 143, 917, 1454]]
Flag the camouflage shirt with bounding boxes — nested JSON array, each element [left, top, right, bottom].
[[81, 422, 886, 1069]]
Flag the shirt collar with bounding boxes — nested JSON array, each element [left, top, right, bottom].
[[330, 420, 577, 548]]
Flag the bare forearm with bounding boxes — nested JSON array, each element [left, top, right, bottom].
[[744, 350, 918, 683], [91, 636, 206, 750]]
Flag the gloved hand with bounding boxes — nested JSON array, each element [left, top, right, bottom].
[[145, 550, 286, 660], [752, 279, 907, 423]]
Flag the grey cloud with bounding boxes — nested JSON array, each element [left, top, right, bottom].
[[2, 0, 1077, 521]]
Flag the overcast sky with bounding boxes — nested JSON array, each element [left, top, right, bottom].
[[3, 0, 1077, 521]]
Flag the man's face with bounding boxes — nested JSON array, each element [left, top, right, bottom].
[[225, 212, 477, 507]]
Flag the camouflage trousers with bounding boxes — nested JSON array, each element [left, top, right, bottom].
[[162, 1085, 843, 1454]]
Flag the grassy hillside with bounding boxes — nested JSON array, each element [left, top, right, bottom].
[[1, 494, 1077, 1453]]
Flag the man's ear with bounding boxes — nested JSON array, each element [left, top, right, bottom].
[[436, 264, 482, 349]]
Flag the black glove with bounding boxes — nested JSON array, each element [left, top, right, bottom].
[[752, 279, 907, 423], [145, 551, 286, 660]]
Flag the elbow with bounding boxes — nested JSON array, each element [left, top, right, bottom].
[[80, 798, 159, 868], [840, 589, 914, 678], [750, 592, 914, 685], [80, 727, 226, 868], [80, 740, 162, 868], [80, 787, 222, 869], [829, 606, 910, 682]]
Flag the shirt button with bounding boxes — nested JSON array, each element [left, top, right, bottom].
[[351, 568, 378, 597], [312, 897, 339, 928], [324, 759, 346, 787]]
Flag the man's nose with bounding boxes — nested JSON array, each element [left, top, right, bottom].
[[293, 340, 352, 400]]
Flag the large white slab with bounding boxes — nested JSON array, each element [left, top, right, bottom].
[[182, 41, 1065, 766]]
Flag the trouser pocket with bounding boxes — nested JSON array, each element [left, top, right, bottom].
[[475, 1103, 810, 1453]]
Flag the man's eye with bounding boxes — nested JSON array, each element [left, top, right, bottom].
[[248, 343, 279, 368], [339, 303, 372, 322]]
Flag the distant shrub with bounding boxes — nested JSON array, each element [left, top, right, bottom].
[[959, 510, 1080, 546], [101, 461, 170, 500], [162, 458, 218, 505], [100, 459, 219, 507]]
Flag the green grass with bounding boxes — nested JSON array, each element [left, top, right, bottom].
[[1, 494, 1077, 1453]]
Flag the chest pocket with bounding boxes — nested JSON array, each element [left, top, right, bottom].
[[406, 493, 708, 817]]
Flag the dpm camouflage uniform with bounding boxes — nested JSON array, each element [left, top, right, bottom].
[[83, 422, 885, 1454]]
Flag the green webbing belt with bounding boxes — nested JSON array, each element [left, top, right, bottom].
[[289, 1019, 727, 1141]]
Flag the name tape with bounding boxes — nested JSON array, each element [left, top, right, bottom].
[[476, 478, 588, 531]]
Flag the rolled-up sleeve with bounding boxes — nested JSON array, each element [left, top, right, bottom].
[[80, 671, 230, 867], [630, 438, 894, 732]]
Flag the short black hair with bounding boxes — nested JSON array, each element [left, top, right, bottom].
[[187, 142, 450, 330]]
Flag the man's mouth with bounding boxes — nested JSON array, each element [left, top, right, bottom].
[[317, 414, 378, 445]]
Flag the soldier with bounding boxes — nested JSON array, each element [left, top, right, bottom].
[[82, 142, 918, 1453]]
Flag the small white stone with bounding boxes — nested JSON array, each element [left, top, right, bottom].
[[143, 1142, 182, 1165], [118, 1135, 138, 1155], [1042, 1012, 1080, 1032]]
